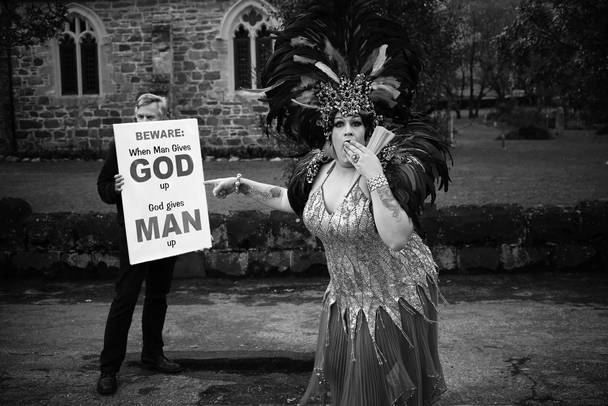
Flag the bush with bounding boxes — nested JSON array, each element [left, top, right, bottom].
[[595, 125, 608, 135], [11, 148, 105, 161], [502, 126, 553, 140], [494, 106, 545, 129], [201, 145, 286, 159], [201, 139, 308, 159]]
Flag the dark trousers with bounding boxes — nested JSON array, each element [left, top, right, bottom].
[[100, 236, 176, 373]]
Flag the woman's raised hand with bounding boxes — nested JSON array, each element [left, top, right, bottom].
[[343, 140, 383, 180], [204, 177, 237, 199]]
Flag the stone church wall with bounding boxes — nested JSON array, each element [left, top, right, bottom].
[[2, 0, 276, 156]]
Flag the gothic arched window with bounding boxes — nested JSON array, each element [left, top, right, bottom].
[[58, 13, 100, 95], [221, 2, 277, 91], [219, 0, 279, 93], [234, 25, 252, 89], [255, 24, 273, 88]]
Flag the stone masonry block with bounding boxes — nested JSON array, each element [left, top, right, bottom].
[[34, 130, 52, 139], [87, 119, 100, 128], [291, 250, 327, 275], [499, 244, 550, 271], [121, 63, 136, 73], [102, 118, 122, 125], [247, 249, 291, 276], [225, 210, 271, 249], [70, 213, 120, 250], [204, 250, 248, 277], [431, 245, 458, 272], [203, 71, 220, 80], [550, 244, 596, 270], [267, 211, 316, 249], [12, 250, 61, 271], [424, 204, 525, 245], [252, 105, 268, 113], [525, 206, 581, 244], [225, 138, 242, 146], [45, 119, 60, 128], [63, 252, 92, 269], [577, 200, 608, 241], [19, 120, 42, 129], [459, 246, 501, 272], [100, 128, 113, 138], [26, 214, 73, 248], [209, 213, 228, 249], [174, 251, 206, 278], [92, 252, 120, 270]]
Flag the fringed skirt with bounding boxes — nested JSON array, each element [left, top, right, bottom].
[[300, 282, 446, 406]]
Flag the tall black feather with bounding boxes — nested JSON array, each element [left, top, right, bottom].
[[261, 0, 421, 148]]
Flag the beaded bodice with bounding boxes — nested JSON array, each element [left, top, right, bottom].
[[302, 169, 438, 341]]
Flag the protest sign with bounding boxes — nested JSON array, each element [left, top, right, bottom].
[[113, 118, 211, 265]]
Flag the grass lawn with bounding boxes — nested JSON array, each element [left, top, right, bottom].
[[437, 120, 608, 208], [0, 119, 607, 214]]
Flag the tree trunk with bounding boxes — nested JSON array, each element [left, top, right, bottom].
[[468, 43, 476, 118], [475, 91, 483, 117], [458, 65, 465, 119], [475, 77, 486, 118], [2, 46, 17, 153]]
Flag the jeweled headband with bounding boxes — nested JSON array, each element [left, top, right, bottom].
[[316, 74, 375, 133]]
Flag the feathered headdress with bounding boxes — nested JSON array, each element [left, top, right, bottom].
[[261, 0, 421, 148], [265, 0, 452, 227]]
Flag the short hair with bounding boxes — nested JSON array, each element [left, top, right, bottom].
[[134, 93, 168, 117]]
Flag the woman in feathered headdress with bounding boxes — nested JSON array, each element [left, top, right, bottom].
[[206, 0, 450, 404]]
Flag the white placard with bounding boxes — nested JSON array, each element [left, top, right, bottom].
[[113, 118, 211, 265]]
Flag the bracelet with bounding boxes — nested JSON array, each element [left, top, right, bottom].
[[366, 174, 389, 193], [234, 173, 242, 194]]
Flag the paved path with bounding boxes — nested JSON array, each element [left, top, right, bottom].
[[1, 273, 607, 405]]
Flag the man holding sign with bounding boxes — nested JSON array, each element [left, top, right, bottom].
[[96, 93, 212, 395]]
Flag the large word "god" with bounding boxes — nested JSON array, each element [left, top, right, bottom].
[[130, 154, 193, 182]]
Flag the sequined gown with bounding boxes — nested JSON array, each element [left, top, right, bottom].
[[300, 168, 446, 406]]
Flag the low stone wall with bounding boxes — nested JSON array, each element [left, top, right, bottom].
[[1, 197, 606, 278]]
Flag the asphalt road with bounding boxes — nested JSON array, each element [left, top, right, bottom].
[[1, 273, 607, 405]]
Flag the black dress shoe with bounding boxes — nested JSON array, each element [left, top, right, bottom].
[[141, 354, 182, 373], [96, 371, 117, 395]]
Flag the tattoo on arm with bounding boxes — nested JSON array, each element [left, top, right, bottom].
[[240, 184, 282, 200], [377, 185, 402, 220]]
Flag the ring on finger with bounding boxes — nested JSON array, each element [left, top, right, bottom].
[[351, 153, 360, 163]]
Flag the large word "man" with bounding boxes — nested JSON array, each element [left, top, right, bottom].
[[135, 209, 201, 242], [130, 154, 193, 182]]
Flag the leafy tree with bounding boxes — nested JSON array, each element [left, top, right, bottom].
[[268, 0, 459, 114], [498, 0, 608, 123], [0, 0, 67, 48], [373, 0, 460, 114], [450, 0, 517, 118], [267, 0, 315, 22], [0, 0, 67, 153]]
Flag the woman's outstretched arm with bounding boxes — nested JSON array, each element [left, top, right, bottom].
[[205, 176, 295, 214]]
